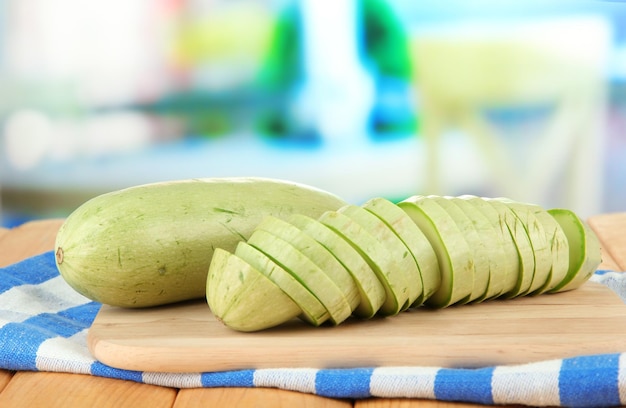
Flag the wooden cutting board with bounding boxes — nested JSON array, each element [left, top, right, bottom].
[[87, 281, 626, 373]]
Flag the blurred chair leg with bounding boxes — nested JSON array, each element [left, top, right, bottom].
[[421, 101, 445, 196]]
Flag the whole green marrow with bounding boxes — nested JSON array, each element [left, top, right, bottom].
[[54, 177, 347, 308]]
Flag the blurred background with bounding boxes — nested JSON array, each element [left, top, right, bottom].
[[1, 0, 625, 227]]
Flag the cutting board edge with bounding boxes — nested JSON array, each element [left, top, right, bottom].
[[86, 281, 626, 373], [87, 333, 626, 373]]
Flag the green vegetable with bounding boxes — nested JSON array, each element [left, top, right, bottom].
[[398, 196, 474, 308], [319, 210, 408, 316], [54, 176, 600, 331], [338, 204, 422, 310], [445, 196, 507, 302], [234, 241, 329, 326], [207, 194, 602, 331], [426, 196, 490, 304], [362, 197, 440, 306], [547, 208, 602, 292], [55, 177, 347, 308], [255, 216, 361, 313], [482, 198, 535, 298], [247, 229, 353, 325], [492, 199, 553, 295], [208, 248, 301, 332], [288, 214, 386, 319]]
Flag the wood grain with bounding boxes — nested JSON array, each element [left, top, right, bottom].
[[0, 371, 177, 408], [0, 219, 64, 267], [596, 248, 622, 272], [0, 370, 13, 393], [88, 281, 626, 373], [173, 387, 352, 408], [588, 213, 626, 271], [0, 228, 8, 244]]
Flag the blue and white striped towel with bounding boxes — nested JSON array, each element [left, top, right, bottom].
[[1, 251, 625, 407]]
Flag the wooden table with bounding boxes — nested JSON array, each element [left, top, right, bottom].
[[0, 214, 624, 408]]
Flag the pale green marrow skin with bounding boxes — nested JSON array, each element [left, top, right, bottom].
[[398, 196, 474, 308], [428, 196, 487, 304], [255, 216, 361, 312], [338, 204, 420, 310], [446, 196, 506, 302], [457, 195, 518, 301], [483, 199, 535, 298], [362, 197, 440, 307], [247, 229, 353, 325], [496, 200, 553, 295], [319, 210, 407, 316], [205, 194, 601, 332], [58, 175, 601, 331], [288, 214, 386, 319], [55, 177, 347, 308], [525, 205, 570, 294], [547, 208, 601, 292], [234, 241, 329, 326], [207, 248, 301, 332]]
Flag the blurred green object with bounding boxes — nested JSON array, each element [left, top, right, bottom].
[[362, 0, 412, 79], [363, 0, 418, 136], [255, 0, 417, 141], [111, 1, 418, 142]]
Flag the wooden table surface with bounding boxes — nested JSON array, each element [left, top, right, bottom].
[[0, 213, 624, 408]]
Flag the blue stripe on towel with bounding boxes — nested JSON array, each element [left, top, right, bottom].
[[27, 304, 98, 338], [593, 270, 616, 276], [201, 370, 255, 388], [0, 251, 58, 294], [91, 361, 144, 383], [0, 322, 50, 370], [434, 367, 494, 405], [315, 368, 374, 398], [59, 302, 101, 326], [559, 353, 621, 408], [0, 303, 99, 371]]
